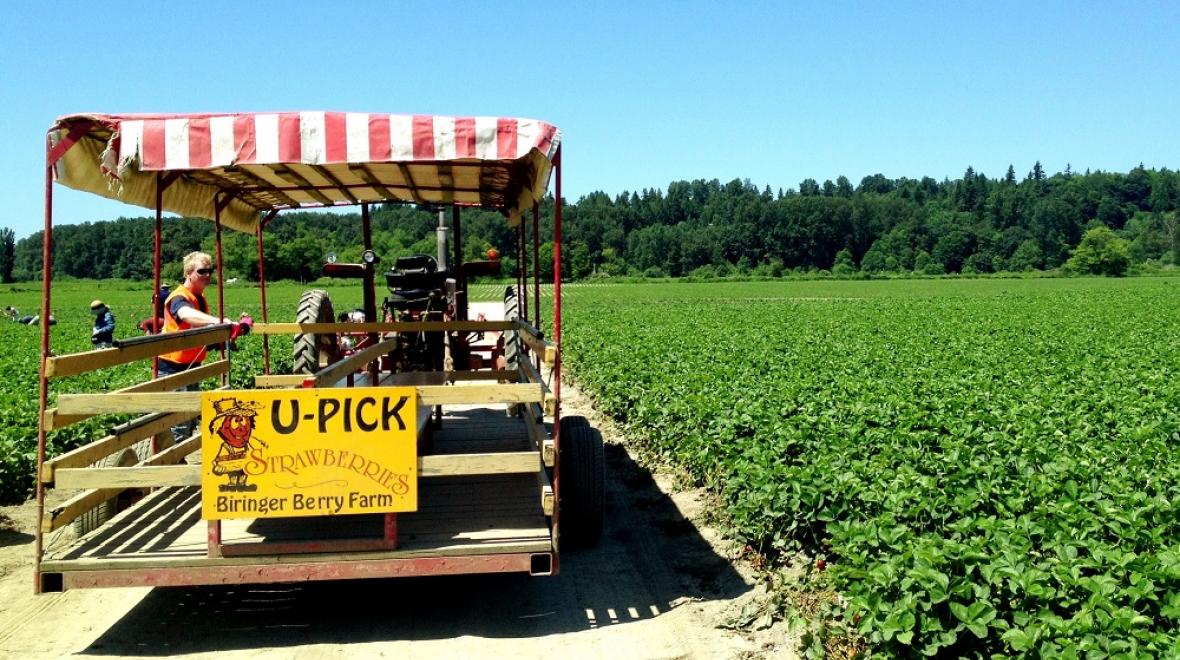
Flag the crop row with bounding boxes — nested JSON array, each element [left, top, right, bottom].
[[562, 278, 1180, 657]]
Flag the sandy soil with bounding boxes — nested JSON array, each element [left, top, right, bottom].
[[0, 334, 798, 659]]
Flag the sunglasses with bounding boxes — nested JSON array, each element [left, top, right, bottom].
[[195, 268, 215, 276]]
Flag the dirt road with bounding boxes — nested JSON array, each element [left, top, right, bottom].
[[0, 378, 796, 660]]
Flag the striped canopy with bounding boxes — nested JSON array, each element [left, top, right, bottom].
[[48, 112, 562, 233]]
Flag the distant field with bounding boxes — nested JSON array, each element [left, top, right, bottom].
[[3, 275, 1179, 655]]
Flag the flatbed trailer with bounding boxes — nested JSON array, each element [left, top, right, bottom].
[[33, 112, 603, 593]]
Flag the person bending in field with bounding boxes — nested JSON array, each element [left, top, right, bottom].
[[90, 299, 116, 348], [158, 252, 248, 443]]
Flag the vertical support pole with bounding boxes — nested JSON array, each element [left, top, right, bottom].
[[152, 174, 164, 379], [34, 152, 54, 594], [255, 225, 271, 374], [384, 513, 398, 549], [551, 150, 563, 567], [552, 150, 563, 415], [150, 175, 166, 454], [361, 203, 376, 322], [452, 206, 465, 321], [207, 521, 222, 558], [361, 203, 379, 381], [533, 201, 540, 373], [214, 198, 227, 385], [532, 202, 541, 333], [515, 222, 522, 308], [521, 218, 529, 322]]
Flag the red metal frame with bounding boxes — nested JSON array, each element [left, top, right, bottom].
[[54, 552, 551, 590], [550, 149, 563, 570], [34, 143, 54, 594], [213, 196, 227, 370]]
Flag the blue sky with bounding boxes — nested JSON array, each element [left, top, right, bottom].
[[1, 0, 1178, 239]]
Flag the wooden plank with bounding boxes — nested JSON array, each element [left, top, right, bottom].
[[45, 326, 232, 379], [514, 320, 556, 365], [308, 336, 400, 387], [519, 359, 557, 416], [254, 374, 306, 388], [522, 403, 556, 468], [419, 452, 539, 477], [41, 410, 91, 431], [57, 392, 203, 415], [538, 465, 554, 516], [57, 450, 540, 489], [387, 371, 449, 387], [417, 384, 542, 406], [448, 369, 520, 382], [123, 360, 229, 393], [57, 383, 542, 415], [144, 435, 201, 466], [42, 411, 196, 482], [42, 488, 121, 533], [56, 465, 200, 489], [254, 320, 514, 335], [43, 360, 228, 431]]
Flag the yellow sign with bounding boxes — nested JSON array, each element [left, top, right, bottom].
[[200, 387, 418, 519]]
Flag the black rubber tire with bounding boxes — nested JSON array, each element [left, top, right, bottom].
[[559, 415, 605, 549], [293, 290, 339, 375], [503, 286, 520, 369], [72, 447, 138, 536]]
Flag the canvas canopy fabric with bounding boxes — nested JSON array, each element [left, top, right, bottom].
[[48, 112, 562, 233]]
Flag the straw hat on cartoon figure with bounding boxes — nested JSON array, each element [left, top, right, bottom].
[[208, 397, 265, 487]]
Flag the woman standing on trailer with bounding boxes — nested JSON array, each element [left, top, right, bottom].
[[158, 251, 240, 442]]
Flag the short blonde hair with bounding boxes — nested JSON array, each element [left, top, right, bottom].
[[183, 251, 212, 277]]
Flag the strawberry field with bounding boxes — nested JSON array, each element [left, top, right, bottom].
[[562, 277, 1180, 657], [4, 275, 1179, 656]]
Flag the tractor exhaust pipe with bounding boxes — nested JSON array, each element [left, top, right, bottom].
[[437, 210, 449, 271]]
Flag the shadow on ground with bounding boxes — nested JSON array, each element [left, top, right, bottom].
[[83, 443, 750, 655]]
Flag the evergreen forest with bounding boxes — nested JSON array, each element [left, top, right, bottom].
[[2, 163, 1176, 283]]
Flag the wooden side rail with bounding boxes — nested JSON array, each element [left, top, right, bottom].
[[42, 433, 201, 533], [254, 369, 520, 389], [42, 360, 229, 431], [55, 383, 544, 415], [519, 359, 557, 416], [253, 320, 515, 335], [514, 320, 556, 365], [41, 411, 197, 482], [44, 325, 232, 379], [54, 452, 542, 489], [43, 489, 120, 533], [417, 384, 541, 406], [254, 374, 307, 388], [306, 337, 401, 388], [522, 402, 556, 468]]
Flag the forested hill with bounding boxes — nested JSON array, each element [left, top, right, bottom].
[[3, 163, 1177, 282]]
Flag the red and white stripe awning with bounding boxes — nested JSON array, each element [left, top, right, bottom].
[[48, 112, 562, 233]]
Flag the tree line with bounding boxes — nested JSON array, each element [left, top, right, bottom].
[[3, 163, 1177, 283]]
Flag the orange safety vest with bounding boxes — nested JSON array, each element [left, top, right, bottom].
[[160, 285, 209, 366]]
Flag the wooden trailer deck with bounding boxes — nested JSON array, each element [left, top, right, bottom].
[[41, 405, 552, 576]]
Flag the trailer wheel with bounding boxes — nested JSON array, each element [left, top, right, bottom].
[[503, 286, 520, 369], [293, 290, 340, 375], [72, 448, 139, 537], [559, 415, 605, 549]]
